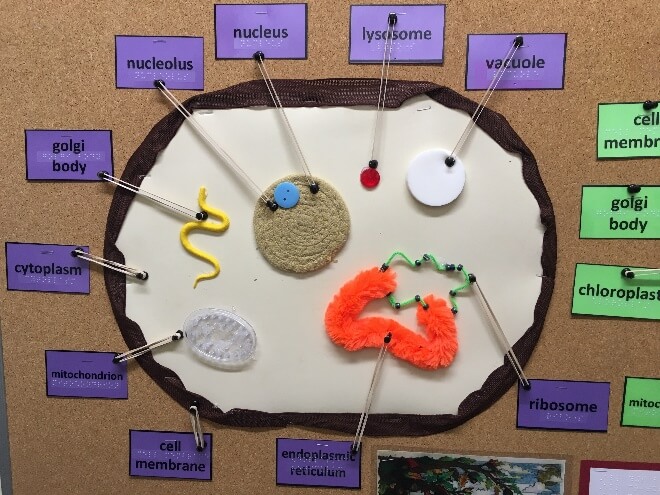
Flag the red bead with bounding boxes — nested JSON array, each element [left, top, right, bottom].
[[360, 167, 380, 188]]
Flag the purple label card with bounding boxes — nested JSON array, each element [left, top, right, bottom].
[[276, 438, 361, 488], [517, 379, 610, 432], [25, 129, 113, 181], [45, 351, 128, 399], [349, 5, 445, 64], [130, 430, 212, 480], [466, 33, 567, 90], [215, 4, 307, 59], [115, 35, 204, 89], [5, 242, 90, 294]]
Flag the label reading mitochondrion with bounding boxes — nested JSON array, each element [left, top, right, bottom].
[[45, 350, 127, 399], [572, 263, 660, 320], [517, 379, 610, 432], [5, 242, 90, 294], [597, 102, 660, 159], [580, 186, 659, 239], [215, 4, 307, 59], [621, 377, 660, 428], [25, 129, 112, 181], [130, 430, 212, 480], [349, 5, 445, 63], [115, 35, 204, 89], [466, 33, 567, 90], [276, 438, 361, 488]]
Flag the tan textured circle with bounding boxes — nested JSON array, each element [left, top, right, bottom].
[[253, 175, 350, 273]]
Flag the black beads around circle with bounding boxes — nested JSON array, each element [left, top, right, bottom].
[[309, 182, 320, 194], [266, 200, 279, 212]]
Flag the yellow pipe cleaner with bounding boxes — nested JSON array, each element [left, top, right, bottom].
[[180, 187, 230, 288]]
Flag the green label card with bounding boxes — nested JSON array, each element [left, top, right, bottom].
[[621, 377, 660, 428], [597, 103, 660, 159], [580, 186, 660, 239], [572, 263, 660, 320]]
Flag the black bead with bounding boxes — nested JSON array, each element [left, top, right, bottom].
[[627, 184, 641, 194], [309, 182, 320, 194], [422, 254, 430, 261], [456, 264, 463, 271], [384, 333, 392, 344], [154, 79, 165, 89], [451, 307, 458, 314], [468, 273, 477, 283], [112, 354, 120, 363], [415, 295, 421, 302], [447, 264, 456, 271], [266, 200, 279, 212], [522, 382, 532, 391], [136, 272, 148, 281], [380, 263, 389, 271], [422, 304, 429, 311], [513, 35, 524, 47], [368, 159, 378, 169], [253, 51, 265, 61], [449, 290, 457, 297], [414, 259, 421, 266], [445, 156, 456, 167], [196, 211, 209, 221], [394, 302, 401, 309], [97, 170, 108, 179], [388, 12, 397, 26], [643, 100, 658, 110]]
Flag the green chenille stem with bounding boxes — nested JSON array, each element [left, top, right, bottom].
[[381, 251, 472, 312]]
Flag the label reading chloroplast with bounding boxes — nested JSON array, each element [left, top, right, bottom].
[[598, 103, 660, 159], [580, 185, 659, 239], [572, 263, 659, 320]]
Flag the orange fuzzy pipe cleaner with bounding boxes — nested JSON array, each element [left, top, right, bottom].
[[324, 267, 458, 370]]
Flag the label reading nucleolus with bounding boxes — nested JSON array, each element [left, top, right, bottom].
[[115, 36, 204, 89], [580, 186, 659, 239], [466, 33, 567, 90], [349, 5, 445, 64], [597, 103, 660, 159]]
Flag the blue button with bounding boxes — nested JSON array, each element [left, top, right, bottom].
[[273, 181, 300, 209]]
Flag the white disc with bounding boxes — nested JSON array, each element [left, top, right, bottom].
[[183, 308, 257, 370], [406, 149, 466, 206]]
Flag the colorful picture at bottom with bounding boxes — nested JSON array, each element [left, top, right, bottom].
[[377, 451, 565, 495]]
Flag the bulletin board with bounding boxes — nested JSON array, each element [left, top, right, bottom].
[[0, 1, 658, 494]]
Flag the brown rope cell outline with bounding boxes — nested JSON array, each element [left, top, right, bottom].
[[103, 79, 557, 436]]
